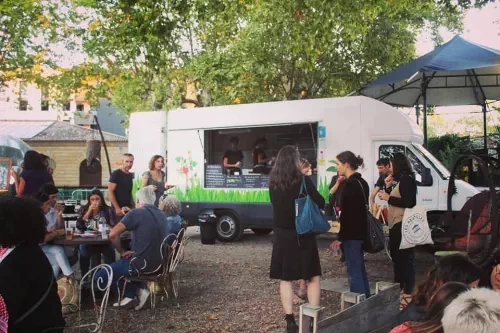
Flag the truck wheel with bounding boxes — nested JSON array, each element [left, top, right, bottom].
[[216, 212, 243, 242], [252, 228, 272, 235]]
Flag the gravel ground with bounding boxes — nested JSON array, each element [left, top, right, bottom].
[[68, 227, 435, 333]]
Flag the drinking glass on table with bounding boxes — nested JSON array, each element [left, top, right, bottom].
[[65, 227, 74, 240]]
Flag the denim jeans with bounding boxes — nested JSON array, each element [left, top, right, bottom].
[[94, 258, 142, 299], [40, 244, 74, 277], [343, 240, 370, 298], [389, 223, 415, 294], [79, 244, 116, 279]]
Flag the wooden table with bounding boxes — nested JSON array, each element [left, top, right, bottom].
[[53, 235, 111, 246], [53, 232, 131, 246]]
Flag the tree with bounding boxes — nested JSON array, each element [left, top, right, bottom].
[[183, 0, 476, 106], [70, 0, 490, 116], [0, 0, 72, 86]]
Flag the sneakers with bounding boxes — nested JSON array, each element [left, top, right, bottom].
[[113, 297, 134, 307], [134, 288, 151, 311]]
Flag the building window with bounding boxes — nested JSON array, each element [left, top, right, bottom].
[[76, 103, 84, 112], [19, 99, 28, 111], [41, 100, 49, 111]]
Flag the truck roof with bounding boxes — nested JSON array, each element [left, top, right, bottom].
[[167, 96, 423, 144]]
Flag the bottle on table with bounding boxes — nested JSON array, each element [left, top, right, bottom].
[[98, 211, 108, 239]]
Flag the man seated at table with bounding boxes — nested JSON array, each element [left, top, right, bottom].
[[95, 186, 169, 310]]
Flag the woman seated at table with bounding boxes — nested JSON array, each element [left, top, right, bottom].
[[76, 189, 116, 278], [35, 192, 75, 280]]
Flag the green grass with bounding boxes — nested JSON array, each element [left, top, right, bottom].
[[132, 178, 142, 202], [169, 177, 330, 203], [171, 179, 270, 203], [318, 177, 330, 202]]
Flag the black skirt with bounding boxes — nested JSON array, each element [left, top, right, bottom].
[[270, 227, 322, 281]]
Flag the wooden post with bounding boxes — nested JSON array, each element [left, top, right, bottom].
[[299, 304, 324, 333]]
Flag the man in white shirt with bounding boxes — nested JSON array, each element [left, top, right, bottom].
[[40, 183, 64, 230]]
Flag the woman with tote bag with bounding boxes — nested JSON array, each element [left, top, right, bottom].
[[269, 146, 325, 333], [378, 153, 417, 306]]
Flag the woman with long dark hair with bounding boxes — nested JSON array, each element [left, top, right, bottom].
[[0, 196, 65, 332], [76, 189, 116, 278], [330, 151, 371, 298], [393, 254, 481, 326], [269, 146, 325, 333], [17, 150, 53, 196], [378, 153, 417, 305], [389, 282, 470, 333]]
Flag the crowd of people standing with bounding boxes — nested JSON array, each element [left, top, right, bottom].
[[268, 145, 500, 333]]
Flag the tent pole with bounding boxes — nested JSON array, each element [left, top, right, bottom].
[[422, 73, 428, 148], [416, 105, 420, 125], [483, 103, 487, 153]]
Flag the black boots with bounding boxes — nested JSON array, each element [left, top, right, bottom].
[[285, 314, 298, 333]]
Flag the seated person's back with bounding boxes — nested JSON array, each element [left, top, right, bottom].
[[121, 205, 169, 273]]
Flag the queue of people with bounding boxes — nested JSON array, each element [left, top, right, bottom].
[[268, 145, 500, 333]]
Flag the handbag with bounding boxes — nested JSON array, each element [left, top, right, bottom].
[[356, 180, 385, 254], [295, 176, 330, 235], [57, 277, 79, 314], [400, 206, 433, 249]]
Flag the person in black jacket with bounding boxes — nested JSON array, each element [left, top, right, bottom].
[[0, 196, 65, 333], [378, 153, 418, 301], [331, 151, 371, 298], [269, 146, 325, 333]]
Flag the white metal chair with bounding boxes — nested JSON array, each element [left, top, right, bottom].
[[62, 264, 113, 333], [118, 228, 187, 310]]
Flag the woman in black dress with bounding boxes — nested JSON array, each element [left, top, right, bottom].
[[269, 146, 325, 333]]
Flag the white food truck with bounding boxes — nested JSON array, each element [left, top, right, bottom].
[[129, 96, 479, 241]]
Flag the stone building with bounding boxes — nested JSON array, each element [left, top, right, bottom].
[[0, 120, 128, 187]]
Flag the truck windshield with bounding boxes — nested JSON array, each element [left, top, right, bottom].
[[412, 143, 451, 179]]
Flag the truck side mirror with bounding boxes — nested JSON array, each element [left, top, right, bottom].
[[421, 167, 433, 186]]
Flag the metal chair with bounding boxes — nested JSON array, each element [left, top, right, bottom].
[[118, 229, 185, 310], [63, 264, 113, 333], [165, 228, 189, 307]]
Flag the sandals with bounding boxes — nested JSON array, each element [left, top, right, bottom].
[[400, 293, 412, 310]]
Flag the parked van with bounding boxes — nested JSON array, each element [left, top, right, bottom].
[[129, 96, 479, 241]]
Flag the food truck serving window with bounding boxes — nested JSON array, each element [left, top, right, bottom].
[[204, 123, 318, 189]]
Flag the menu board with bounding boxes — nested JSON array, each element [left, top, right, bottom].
[[205, 164, 225, 188], [204, 165, 270, 189], [241, 175, 269, 189]]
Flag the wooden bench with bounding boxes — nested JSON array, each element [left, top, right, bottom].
[[300, 282, 400, 333]]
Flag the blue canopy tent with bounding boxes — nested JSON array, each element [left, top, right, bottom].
[[360, 35, 500, 148]]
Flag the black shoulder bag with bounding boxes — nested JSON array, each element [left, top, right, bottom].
[[356, 180, 385, 254]]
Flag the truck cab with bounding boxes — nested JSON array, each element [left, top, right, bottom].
[[373, 141, 478, 218]]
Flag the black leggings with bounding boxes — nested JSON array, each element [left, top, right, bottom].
[[389, 223, 415, 294]]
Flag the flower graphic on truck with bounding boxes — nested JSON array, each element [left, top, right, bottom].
[[175, 151, 198, 190]]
